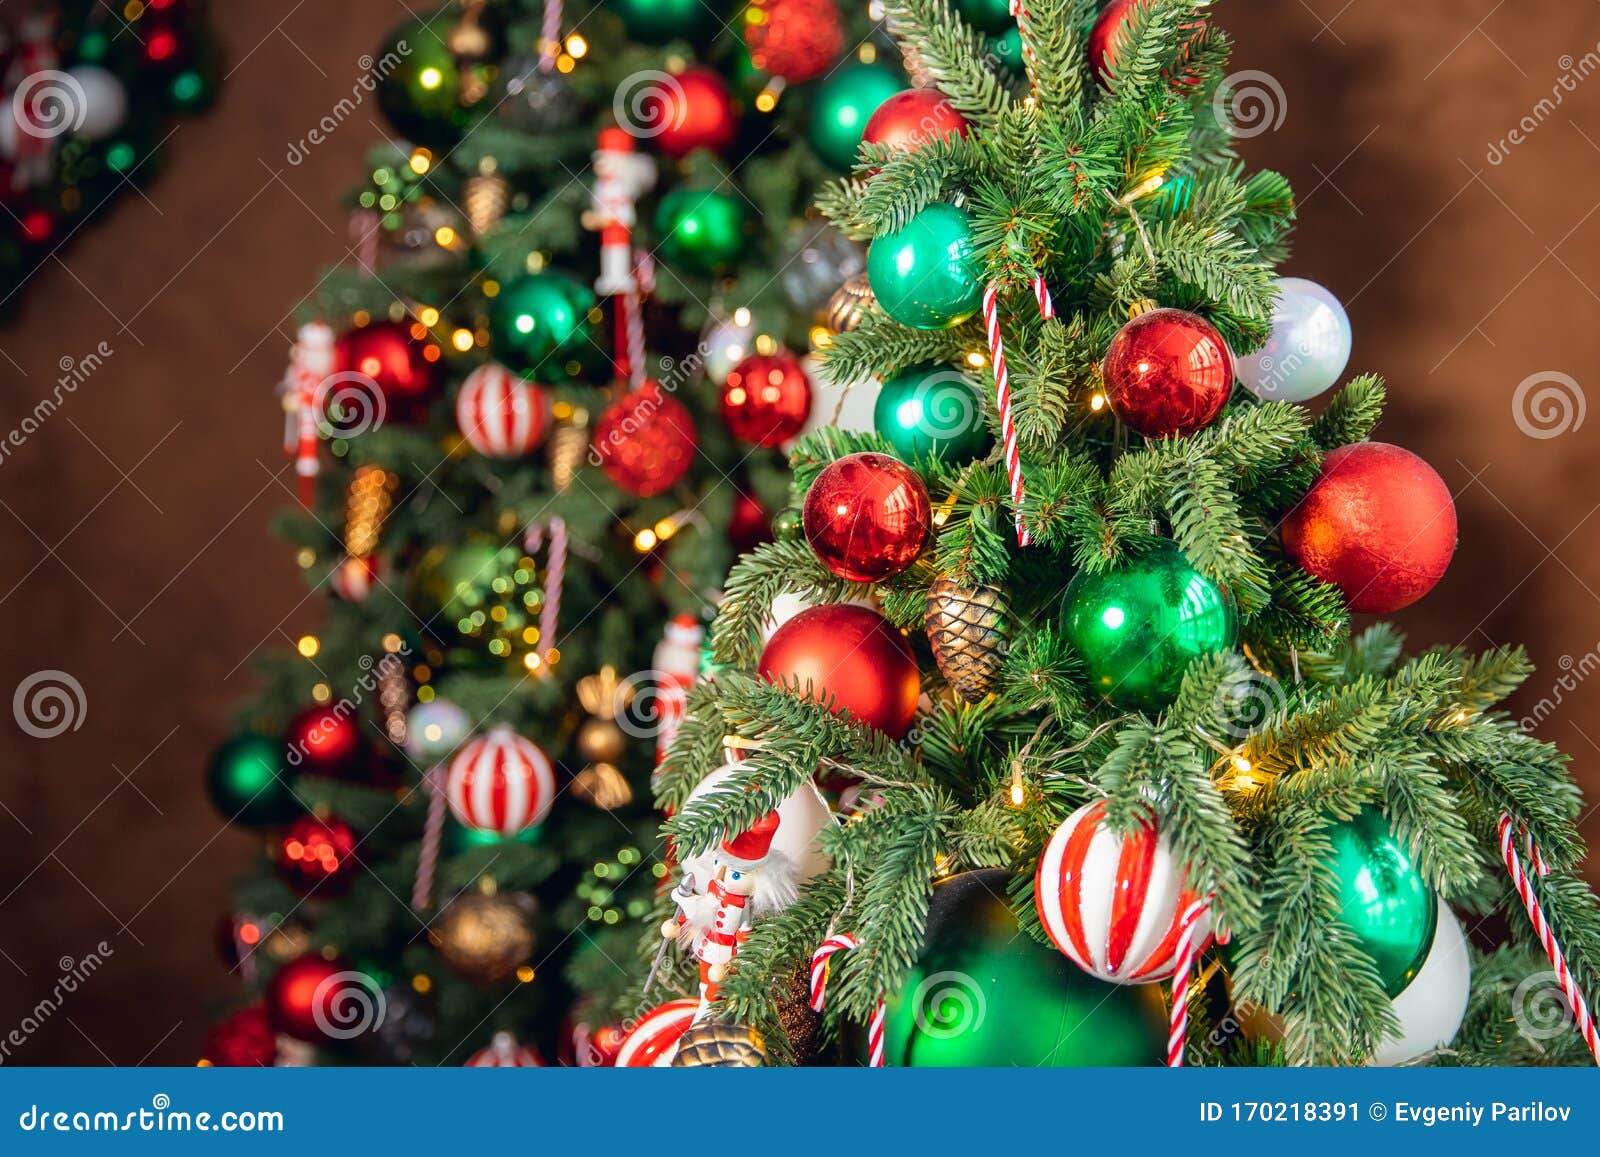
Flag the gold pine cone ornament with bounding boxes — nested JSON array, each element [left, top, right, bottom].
[[925, 579, 1011, 702], [669, 1020, 768, 1067]]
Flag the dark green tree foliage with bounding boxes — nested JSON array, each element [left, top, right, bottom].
[[219, 0, 873, 1062], [642, 0, 1600, 1066]]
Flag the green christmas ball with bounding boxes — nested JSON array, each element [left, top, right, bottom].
[[607, 0, 726, 43], [446, 818, 545, 854], [867, 202, 983, 330], [1060, 543, 1238, 712], [808, 61, 905, 171], [955, 0, 1018, 33], [377, 16, 464, 146], [656, 188, 747, 276], [490, 271, 596, 374], [773, 506, 804, 542], [1325, 808, 1438, 998], [873, 362, 993, 463], [990, 26, 1025, 74], [882, 869, 1167, 1066], [206, 734, 301, 828]]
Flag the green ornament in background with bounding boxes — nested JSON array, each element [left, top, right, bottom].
[[490, 271, 596, 374], [989, 26, 1025, 74], [446, 818, 545, 854], [881, 869, 1167, 1066], [607, 0, 726, 43], [773, 506, 804, 542], [206, 734, 301, 828], [1325, 808, 1438, 998], [866, 202, 983, 330], [807, 60, 905, 171], [413, 536, 549, 665], [656, 188, 747, 276], [1060, 543, 1238, 712], [955, 0, 1017, 33], [376, 16, 464, 146], [873, 362, 993, 463]]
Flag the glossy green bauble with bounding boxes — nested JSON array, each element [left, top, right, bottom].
[[866, 203, 983, 330], [873, 362, 993, 463], [655, 188, 747, 276], [807, 61, 906, 171], [1325, 808, 1438, 998], [446, 818, 545, 854], [206, 734, 301, 828], [1061, 544, 1238, 712], [881, 869, 1167, 1066], [990, 26, 1025, 74], [608, 0, 726, 43], [376, 16, 464, 146], [489, 271, 596, 374], [955, 0, 1018, 33], [773, 506, 804, 542]]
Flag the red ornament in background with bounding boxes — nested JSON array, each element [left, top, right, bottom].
[[802, 451, 932, 582], [567, 1020, 629, 1067], [728, 489, 773, 553], [593, 381, 698, 497], [721, 351, 812, 447], [1101, 308, 1234, 438], [1280, 442, 1457, 614], [744, 0, 845, 83], [645, 67, 737, 158], [335, 319, 440, 423], [266, 952, 355, 1042], [286, 703, 366, 780], [466, 1031, 545, 1067], [613, 999, 697, 1066], [276, 814, 359, 896], [19, 208, 54, 245], [1088, 0, 1148, 77], [862, 89, 969, 158], [203, 1006, 277, 1067], [758, 603, 921, 737]]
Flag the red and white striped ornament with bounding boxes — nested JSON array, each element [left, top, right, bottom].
[[465, 1031, 544, 1067], [1034, 800, 1211, 984], [454, 363, 549, 458], [613, 998, 697, 1067], [809, 931, 885, 1067], [444, 725, 557, 836], [980, 283, 1030, 547]]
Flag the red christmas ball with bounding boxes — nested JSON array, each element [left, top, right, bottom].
[[721, 351, 813, 447], [744, 0, 845, 82], [758, 603, 921, 737], [645, 67, 737, 158], [286, 704, 367, 780], [266, 953, 357, 1042], [203, 1006, 277, 1067], [592, 380, 698, 497], [803, 452, 931, 582], [728, 489, 773, 553], [1281, 442, 1457, 614], [862, 89, 969, 158], [335, 319, 440, 423], [1088, 0, 1147, 77], [1102, 308, 1234, 438], [276, 814, 359, 896]]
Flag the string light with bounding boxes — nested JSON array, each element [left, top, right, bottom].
[[451, 328, 475, 352], [296, 635, 320, 658], [1090, 391, 1108, 412], [635, 528, 659, 552], [409, 149, 432, 175], [565, 34, 588, 58], [411, 974, 432, 994], [515, 965, 536, 983], [965, 350, 987, 369], [1008, 764, 1026, 806], [418, 306, 440, 327], [311, 682, 332, 703]]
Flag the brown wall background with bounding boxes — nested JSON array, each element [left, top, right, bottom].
[[2, 0, 1599, 1064]]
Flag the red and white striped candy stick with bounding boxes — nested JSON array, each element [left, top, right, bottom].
[[537, 0, 565, 72], [524, 517, 568, 668], [1008, 0, 1042, 93], [809, 932, 886, 1067], [981, 283, 1031, 547], [1165, 896, 1219, 1067], [412, 766, 448, 911], [1498, 814, 1600, 1063], [1032, 272, 1055, 319]]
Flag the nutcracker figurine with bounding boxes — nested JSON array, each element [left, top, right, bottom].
[[652, 612, 704, 767], [283, 322, 335, 505], [588, 127, 655, 295]]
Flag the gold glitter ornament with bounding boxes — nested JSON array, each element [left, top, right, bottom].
[[669, 1020, 768, 1067]]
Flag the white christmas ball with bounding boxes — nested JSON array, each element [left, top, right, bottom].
[[1237, 277, 1351, 404], [67, 65, 129, 142], [1368, 903, 1471, 1066], [405, 698, 472, 762], [680, 761, 834, 887], [699, 309, 771, 387], [801, 354, 879, 437]]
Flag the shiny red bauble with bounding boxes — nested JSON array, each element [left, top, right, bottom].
[[202, 1006, 277, 1067], [802, 452, 932, 582], [744, 0, 845, 83], [721, 351, 813, 447], [1102, 308, 1234, 438], [1088, 0, 1147, 77], [593, 381, 698, 497], [728, 489, 773, 553], [276, 814, 359, 896], [758, 603, 921, 737], [266, 953, 355, 1042], [646, 66, 737, 158], [335, 320, 440, 422], [286, 703, 367, 779], [1280, 442, 1457, 614], [862, 89, 969, 158]]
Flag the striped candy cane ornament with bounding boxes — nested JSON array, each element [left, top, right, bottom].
[[980, 283, 1031, 547], [1498, 814, 1600, 1064], [1165, 896, 1222, 1067], [524, 517, 568, 669], [809, 932, 886, 1067], [411, 766, 448, 911]]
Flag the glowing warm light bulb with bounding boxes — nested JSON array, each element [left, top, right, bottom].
[[297, 635, 320, 658]]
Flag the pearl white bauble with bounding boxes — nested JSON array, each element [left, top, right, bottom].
[[1237, 277, 1351, 404], [1369, 903, 1471, 1066], [68, 65, 129, 142]]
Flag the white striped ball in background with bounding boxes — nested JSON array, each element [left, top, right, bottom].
[[454, 362, 549, 457], [444, 725, 556, 835]]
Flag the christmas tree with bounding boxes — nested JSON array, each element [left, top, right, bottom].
[[204, 0, 885, 1067], [629, 0, 1600, 1067], [2, 0, 218, 303]]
